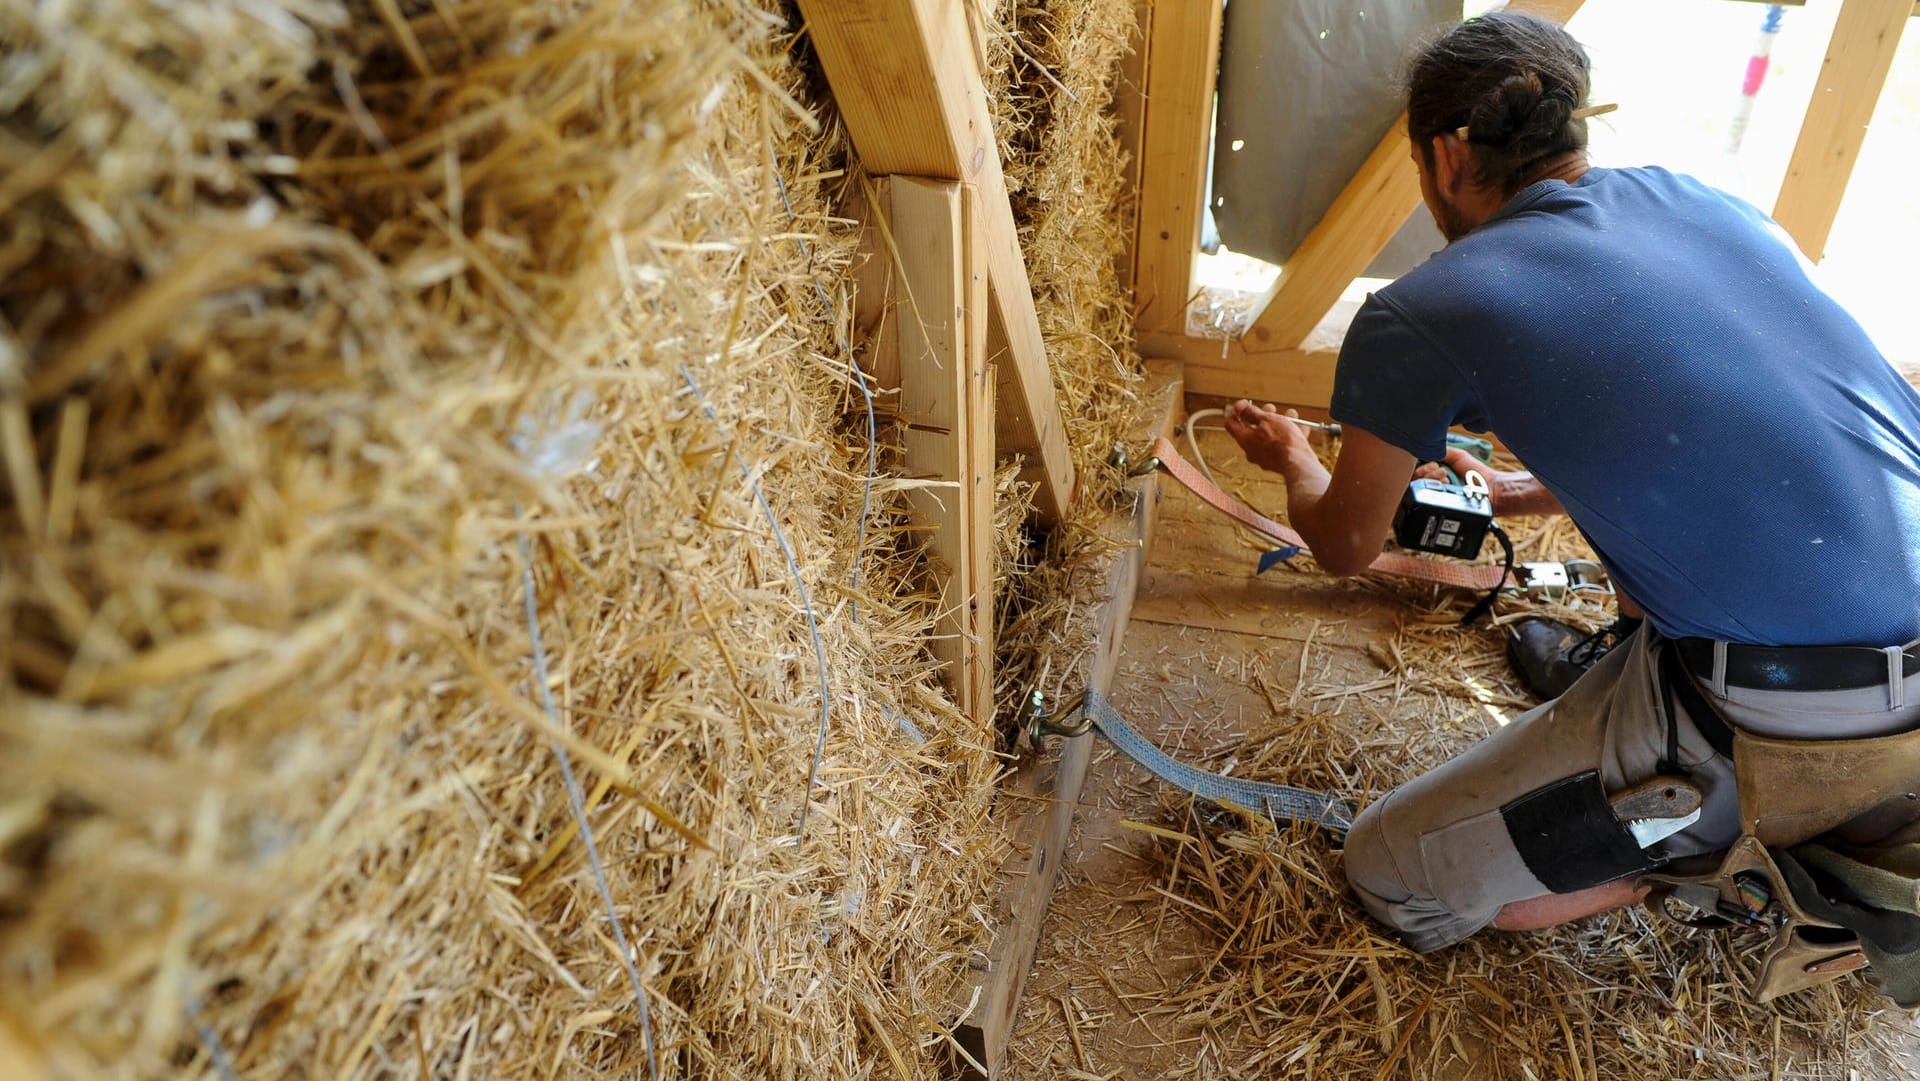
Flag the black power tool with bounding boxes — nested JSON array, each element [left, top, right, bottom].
[[1286, 417, 1512, 623], [1395, 472, 1494, 557], [1287, 417, 1498, 558]]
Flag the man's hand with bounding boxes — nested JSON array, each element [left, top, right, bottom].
[[1221, 401, 1415, 577], [1413, 447, 1500, 491], [1223, 400, 1318, 481], [1415, 447, 1565, 517]]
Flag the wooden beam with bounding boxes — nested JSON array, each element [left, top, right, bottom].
[[1239, 0, 1587, 352], [1240, 130, 1422, 352], [881, 177, 995, 724], [1130, 0, 1223, 335], [1139, 331, 1338, 407], [949, 360, 1184, 1079], [801, 0, 1076, 525], [1771, 0, 1910, 263]]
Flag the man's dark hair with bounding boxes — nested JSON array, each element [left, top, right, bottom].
[[1406, 13, 1593, 197]]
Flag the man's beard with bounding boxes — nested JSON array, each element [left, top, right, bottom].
[[1434, 196, 1474, 243]]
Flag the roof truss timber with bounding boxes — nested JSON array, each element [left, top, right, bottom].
[[1237, 0, 1587, 355], [1772, 0, 1911, 263]]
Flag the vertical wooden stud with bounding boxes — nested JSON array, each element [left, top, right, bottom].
[[884, 176, 995, 726], [1130, 0, 1223, 336]]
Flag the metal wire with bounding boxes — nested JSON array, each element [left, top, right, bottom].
[[186, 988, 244, 1081], [677, 364, 835, 841], [517, 526, 660, 1080], [772, 168, 877, 622]]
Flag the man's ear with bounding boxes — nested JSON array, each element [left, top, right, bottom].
[[1431, 134, 1470, 197]]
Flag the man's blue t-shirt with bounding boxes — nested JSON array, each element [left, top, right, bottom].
[[1330, 166, 1920, 646]]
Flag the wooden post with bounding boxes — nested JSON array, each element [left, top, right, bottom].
[[1771, 0, 1909, 263], [949, 361, 1184, 1078], [801, 0, 1077, 525], [864, 177, 996, 726], [1130, 0, 1223, 336]]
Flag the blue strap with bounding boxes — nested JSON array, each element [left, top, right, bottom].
[[1080, 690, 1354, 832], [1256, 546, 1302, 574]]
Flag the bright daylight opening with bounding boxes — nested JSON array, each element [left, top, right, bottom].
[[1193, 0, 1920, 377]]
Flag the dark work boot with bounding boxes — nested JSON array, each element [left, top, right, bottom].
[[1505, 616, 1643, 700]]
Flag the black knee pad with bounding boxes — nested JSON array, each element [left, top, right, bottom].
[[1502, 771, 1658, 893]]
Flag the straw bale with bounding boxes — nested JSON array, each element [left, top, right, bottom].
[[974, 0, 1147, 732], [1, 0, 1147, 1077]]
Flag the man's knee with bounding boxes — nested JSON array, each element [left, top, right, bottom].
[[1344, 769, 1661, 951], [1342, 796, 1408, 913], [1342, 791, 1502, 953]]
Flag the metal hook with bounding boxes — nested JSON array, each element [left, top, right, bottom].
[[1108, 444, 1162, 480], [1025, 688, 1093, 746]]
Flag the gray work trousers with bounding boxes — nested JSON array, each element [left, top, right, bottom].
[[1343, 625, 1920, 952]]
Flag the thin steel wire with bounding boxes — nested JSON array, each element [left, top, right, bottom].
[[676, 364, 835, 841], [772, 168, 877, 622], [517, 526, 660, 1080]]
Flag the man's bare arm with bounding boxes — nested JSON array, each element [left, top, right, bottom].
[[1224, 402, 1413, 576]]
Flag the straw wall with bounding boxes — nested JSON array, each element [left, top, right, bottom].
[[0, 1, 1141, 1078], [981, 0, 1145, 725]]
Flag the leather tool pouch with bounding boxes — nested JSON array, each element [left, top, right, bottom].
[[1640, 705, 1920, 1003]]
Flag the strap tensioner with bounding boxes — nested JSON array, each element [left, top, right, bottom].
[[1108, 444, 1162, 479]]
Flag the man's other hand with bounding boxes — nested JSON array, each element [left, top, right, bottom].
[[1415, 446, 1566, 518], [1412, 447, 1499, 490], [1221, 409, 1415, 577], [1223, 400, 1314, 477]]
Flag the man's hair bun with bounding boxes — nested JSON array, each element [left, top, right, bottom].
[[1407, 14, 1593, 196]]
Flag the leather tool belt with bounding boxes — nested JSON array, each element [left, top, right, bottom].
[[1639, 656, 1920, 1002]]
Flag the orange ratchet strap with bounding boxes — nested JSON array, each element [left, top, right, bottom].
[[1146, 436, 1511, 593]]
